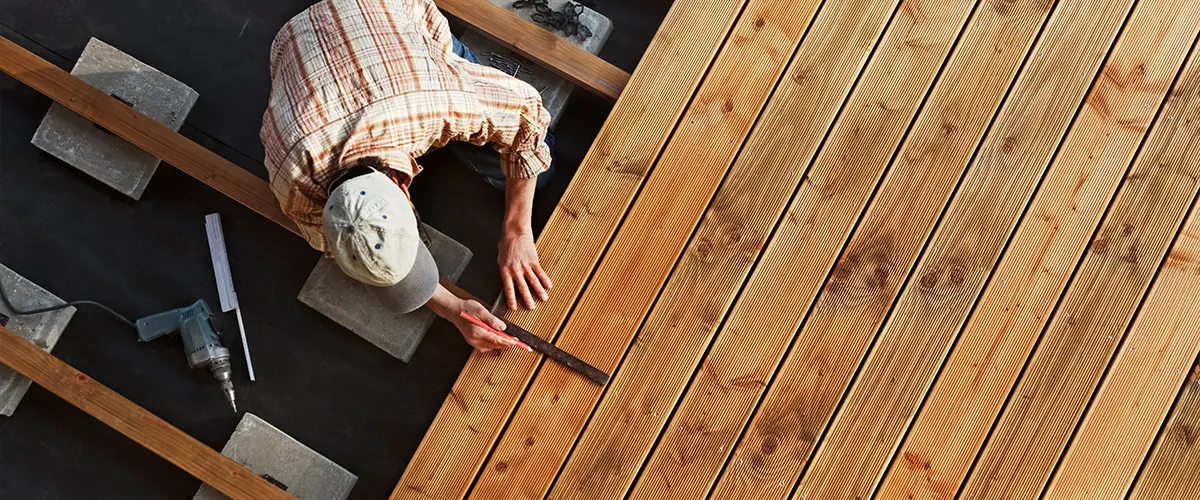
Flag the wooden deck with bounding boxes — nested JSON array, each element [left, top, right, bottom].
[[395, 0, 1200, 498]]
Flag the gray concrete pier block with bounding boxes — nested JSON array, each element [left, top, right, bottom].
[[194, 413, 356, 500], [298, 224, 473, 362], [31, 37, 199, 200], [459, 0, 612, 127], [0, 264, 76, 416]]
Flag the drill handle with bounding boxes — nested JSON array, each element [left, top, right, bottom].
[[135, 307, 184, 342]]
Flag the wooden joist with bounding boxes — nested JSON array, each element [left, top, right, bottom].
[[435, 0, 628, 101], [879, 2, 1200, 497], [464, 0, 827, 497], [0, 35, 298, 237], [0, 325, 292, 500], [393, 1, 757, 497]]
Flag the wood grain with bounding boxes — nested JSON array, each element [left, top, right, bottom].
[[876, 2, 1200, 498], [1046, 172, 1200, 497], [707, 0, 1056, 497], [392, 1, 754, 497], [434, 0, 628, 101], [0, 35, 300, 237], [466, 0, 825, 497], [0, 326, 292, 500], [619, 0, 983, 496], [1129, 357, 1200, 500], [785, 0, 1135, 497], [959, 13, 1200, 497]]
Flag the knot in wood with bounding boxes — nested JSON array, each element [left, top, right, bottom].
[[761, 434, 778, 455], [694, 238, 713, 262], [947, 265, 965, 287], [1091, 236, 1109, 253], [919, 269, 940, 290]]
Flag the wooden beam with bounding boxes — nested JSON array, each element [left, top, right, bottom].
[[1046, 194, 1200, 498], [461, 0, 826, 497], [958, 11, 1200, 497], [0, 35, 299, 237], [392, 0, 756, 497], [879, 2, 1200, 497], [0, 325, 292, 500], [435, 0, 628, 101]]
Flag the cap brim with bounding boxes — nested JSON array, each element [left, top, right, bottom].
[[366, 242, 439, 314]]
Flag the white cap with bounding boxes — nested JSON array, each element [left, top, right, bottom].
[[323, 171, 427, 287]]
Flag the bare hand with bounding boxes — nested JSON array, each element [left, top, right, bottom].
[[450, 299, 518, 353], [498, 230, 552, 310]]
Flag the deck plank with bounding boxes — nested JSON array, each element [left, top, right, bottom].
[[1129, 357, 1200, 500], [462, 0, 826, 497], [959, 16, 1200, 500], [527, 0, 831, 497], [785, 0, 1136, 496], [620, 0, 999, 496], [1046, 119, 1200, 497], [877, 2, 1200, 498], [707, 0, 1058, 497], [390, 1, 754, 497]]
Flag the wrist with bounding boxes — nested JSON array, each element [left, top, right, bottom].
[[427, 286, 463, 320]]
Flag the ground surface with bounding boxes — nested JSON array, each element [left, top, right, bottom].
[[0, 1, 669, 498]]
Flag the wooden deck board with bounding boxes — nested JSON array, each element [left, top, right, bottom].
[[464, 0, 824, 497], [876, 1, 1200, 498], [787, 0, 1135, 497], [1046, 113, 1200, 498], [959, 8, 1200, 495], [390, 1, 754, 497], [1129, 356, 1200, 500], [535, 0, 828, 498], [709, 0, 1057, 497]]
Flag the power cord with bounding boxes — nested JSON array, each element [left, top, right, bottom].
[[0, 279, 136, 329]]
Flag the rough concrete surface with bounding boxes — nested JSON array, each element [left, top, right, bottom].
[[0, 264, 76, 416], [31, 37, 199, 200], [459, 0, 612, 127], [194, 413, 357, 500], [298, 223, 473, 362]]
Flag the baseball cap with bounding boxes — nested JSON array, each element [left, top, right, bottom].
[[323, 170, 439, 313]]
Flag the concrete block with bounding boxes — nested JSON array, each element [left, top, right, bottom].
[[0, 264, 76, 416], [298, 224, 472, 362], [194, 413, 356, 500], [459, 0, 612, 127], [31, 37, 199, 200]]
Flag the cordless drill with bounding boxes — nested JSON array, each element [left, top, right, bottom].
[[135, 299, 237, 412]]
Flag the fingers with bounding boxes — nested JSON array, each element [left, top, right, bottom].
[[467, 300, 507, 331], [525, 266, 548, 302], [514, 270, 536, 309], [533, 263, 553, 292], [503, 271, 519, 311]]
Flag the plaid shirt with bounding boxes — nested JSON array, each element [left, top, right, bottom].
[[261, 0, 552, 250]]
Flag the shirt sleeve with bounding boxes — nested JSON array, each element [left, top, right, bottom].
[[457, 59, 554, 179], [263, 116, 329, 251]]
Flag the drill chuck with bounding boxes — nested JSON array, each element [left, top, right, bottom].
[[135, 299, 239, 412]]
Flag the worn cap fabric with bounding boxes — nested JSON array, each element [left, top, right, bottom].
[[323, 172, 437, 306]]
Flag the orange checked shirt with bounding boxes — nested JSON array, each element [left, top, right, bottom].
[[261, 0, 552, 251]]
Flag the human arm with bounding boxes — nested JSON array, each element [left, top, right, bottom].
[[498, 175, 553, 310], [426, 283, 520, 353]]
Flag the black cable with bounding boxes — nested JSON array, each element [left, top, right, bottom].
[[0, 280, 136, 329]]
